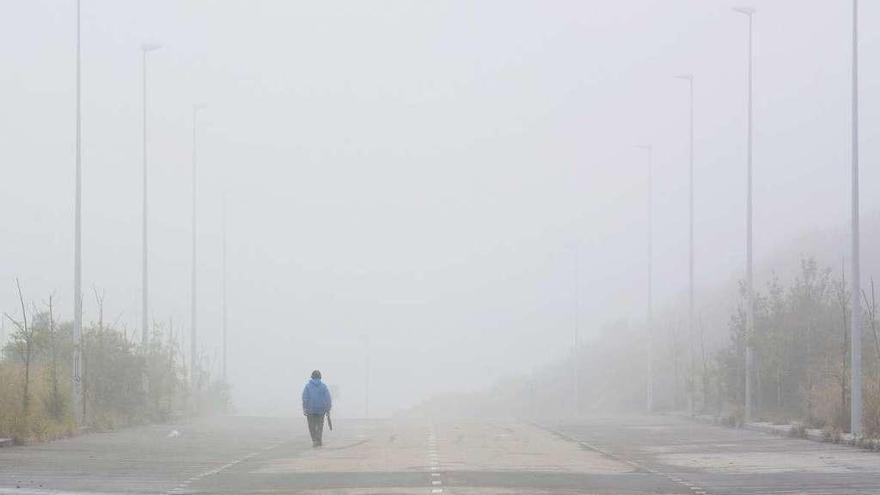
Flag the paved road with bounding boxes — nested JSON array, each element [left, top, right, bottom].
[[2, 414, 879, 494], [0, 416, 681, 494], [544, 414, 880, 495], [0, 416, 290, 494]]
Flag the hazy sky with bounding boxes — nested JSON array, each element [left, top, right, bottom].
[[1, 0, 879, 416]]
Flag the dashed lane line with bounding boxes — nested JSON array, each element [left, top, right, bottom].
[[427, 425, 443, 494], [162, 440, 287, 495]]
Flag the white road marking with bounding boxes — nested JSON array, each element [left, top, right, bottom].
[[428, 426, 445, 494], [161, 440, 287, 495]]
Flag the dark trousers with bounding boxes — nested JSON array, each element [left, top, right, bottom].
[[306, 414, 325, 445]]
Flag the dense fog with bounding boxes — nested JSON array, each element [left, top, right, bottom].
[[2, 0, 880, 420]]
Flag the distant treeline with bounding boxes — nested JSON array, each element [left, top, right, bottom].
[[430, 257, 880, 439], [0, 282, 228, 443]]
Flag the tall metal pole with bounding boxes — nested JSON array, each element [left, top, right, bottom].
[[191, 104, 205, 389], [734, 5, 756, 424], [221, 192, 228, 382], [850, 0, 862, 436], [745, 8, 754, 425], [573, 244, 580, 416], [636, 145, 653, 412], [648, 146, 653, 413], [140, 44, 159, 346], [72, 0, 83, 426], [687, 77, 694, 416], [364, 335, 371, 418], [676, 74, 695, 414], [142, 47, 148, 347]]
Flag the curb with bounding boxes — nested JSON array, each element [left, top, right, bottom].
[[742, 421, 824, 443], [667, 412, 879, 451]]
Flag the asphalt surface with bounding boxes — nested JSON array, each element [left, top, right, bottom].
[[545, 414, 880, 495], [1, 414, 879, 494]]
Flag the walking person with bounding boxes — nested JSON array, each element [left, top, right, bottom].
[[302, 370, 332, 447]]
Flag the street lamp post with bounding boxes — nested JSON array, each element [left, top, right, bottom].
[[636, 145, 654, 412], [733, 5, 755, 424], [191, 103, 206, 390], [363, 335, 371, 418], [221, 192, 228, 382], [141, 43, 160, 347], [72, 0, 83, 426], [573, 244, 580, 416], [850, 0, 862, 436], [675, 74, 695, 414]]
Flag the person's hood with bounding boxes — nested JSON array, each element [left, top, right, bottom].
[[308, 378, 323, 387]]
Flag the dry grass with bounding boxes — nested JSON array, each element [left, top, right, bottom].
[[0, 363, 75, 443]]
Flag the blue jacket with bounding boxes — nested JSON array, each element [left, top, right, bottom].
[[302, 378, 332, 415]]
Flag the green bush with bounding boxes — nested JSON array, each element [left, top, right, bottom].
[[1, 307, 229, 443]]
